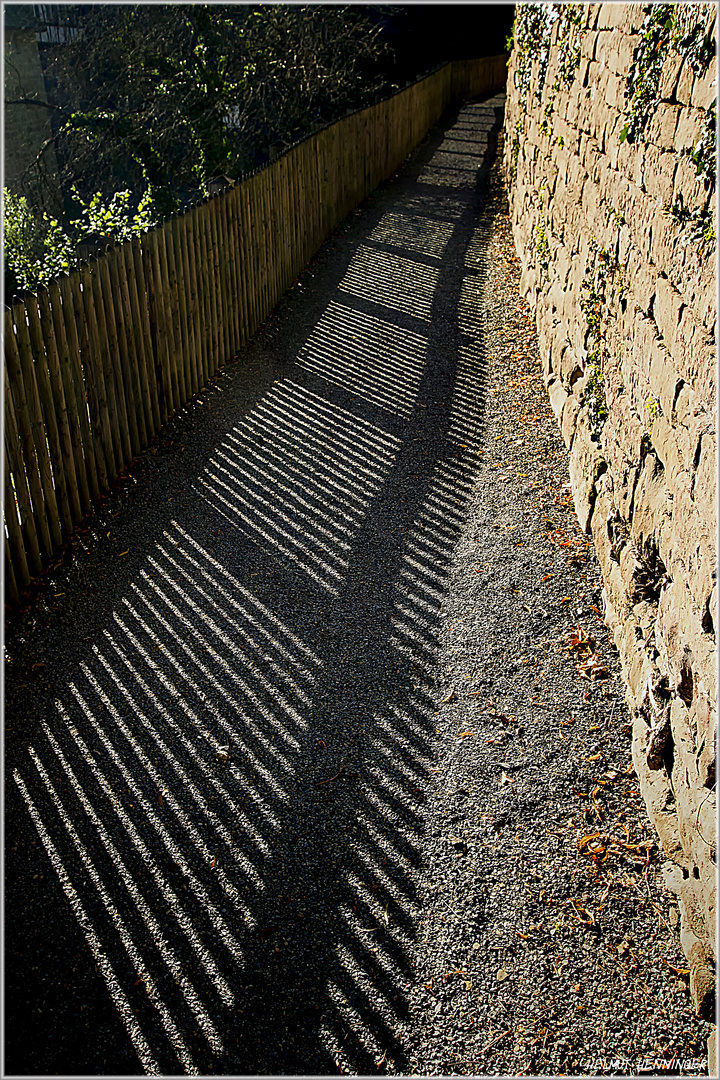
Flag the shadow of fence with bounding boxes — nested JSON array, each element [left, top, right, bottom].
[[6, 94, 505, 1075]]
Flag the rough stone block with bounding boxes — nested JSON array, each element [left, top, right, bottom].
[[644, 151, 679, 204], [709, 1030, 717, 1080], [596, 5, 622, 31], [613, 5, 644, 35], [657, 52, 684, 101], [653, 276, 684, 349], [692, 432, 717, 522], [603, 70, 626, 111], [568, 421, 607, 533], [692, 691, 716, 790], [632, 711, 686, 865], [560, 393, 581, 448], [627, 257, 658, 316], [675, 58, 696, 106], [656, 582, 685, 684], [690, 63, 718, 110], [672, 155, 706, 207], [614, 32, 636, 74], [674, 107, 704, 155]]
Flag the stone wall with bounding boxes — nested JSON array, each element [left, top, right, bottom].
[[504, 0, 716, 1051]]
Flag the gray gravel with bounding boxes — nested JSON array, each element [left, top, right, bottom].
[[5, 94, 711, 1077]]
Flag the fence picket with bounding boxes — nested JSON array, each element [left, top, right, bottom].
[[80, 261, 117, 485], [165, 220, 185, 408], [24, 292, 73, 537], [259, 167, 273, 321], [171, 214, 192, 405], [4, 408, 30, 591], [144, 230, 171, 424], [221, 185, 239, 357], [107, 244, 142, 457], [11, 298, 63, 549], [48, 277, 92, 515], [158, 223, 181, 416], [98, 251, 132, 467], [241, 175, 259, 340], [130, 236, 160, 437], [206, 195, 222, 365], [37, 286, 82, 526], [4, 355, 41, 574], [88, 257, 123, 475], [112, 244, 145, 453], [184, 207, 205, 391], [66, 268, 107, 494], [216, 193, 232, 362]]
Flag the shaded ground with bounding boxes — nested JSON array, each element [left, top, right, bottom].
[[4, 93, 710, 1076]]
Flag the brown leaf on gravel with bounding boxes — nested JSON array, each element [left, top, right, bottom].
[[577, 653, 609, 679], [567, 626, 593, 651]]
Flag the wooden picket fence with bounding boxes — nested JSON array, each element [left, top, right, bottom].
[[4, 55, 507, 602]]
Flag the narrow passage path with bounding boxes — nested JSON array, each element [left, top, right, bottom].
[[5, 94, 709, 1076]]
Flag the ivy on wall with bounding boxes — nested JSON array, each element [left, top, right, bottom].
[[621, 3, 715, 150], [511, 3, 557, 113], [579, 239, 625, 442], [506, 3, 715, 435], [621, 3, 716, 252], [540, 5, 587, 136]]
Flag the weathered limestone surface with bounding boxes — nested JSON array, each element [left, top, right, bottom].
[[505, 1, 716, 1038]]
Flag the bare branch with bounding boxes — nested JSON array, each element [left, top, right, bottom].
[[4, 96, 67, 112]]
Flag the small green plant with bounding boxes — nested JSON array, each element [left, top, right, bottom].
[[687, 102, 716, 190], [69, 185, 160, 244], [644, 398, 662, 421], [539, 4, 587, 137], [3, 188, 76, 293], [511, 3, 557, 112], [535, 215, 550, 271], [4, 184, 162, 297], [585, 360, 608, 440], [510, 119, 523, 183], [606, 204, 626, 229], [668, 195, 716, 256]]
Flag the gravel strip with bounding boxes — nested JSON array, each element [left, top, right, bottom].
[[5, 94, 711, 1077]]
